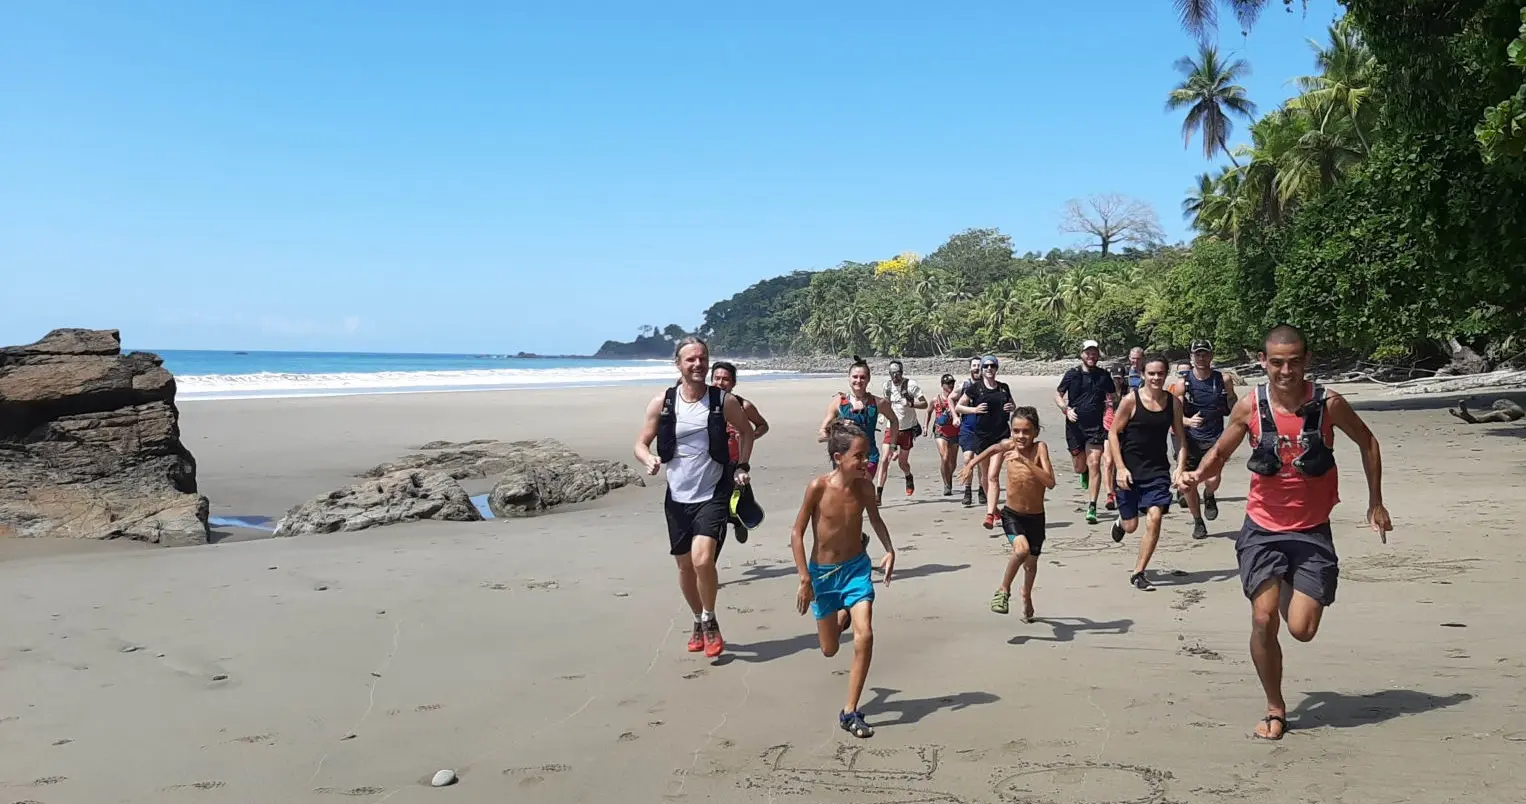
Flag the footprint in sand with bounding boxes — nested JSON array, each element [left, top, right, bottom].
[[313, 786, 386, 796], [558, 674, 586, 681], [526, 580, 560, 591], [415, 703, 443, 712], [160, 780, 226, 791], [31, 776, 68, 786], [618, 731, 639, 742], [231, 734, 274, 744], [682, 669, 707, 680]]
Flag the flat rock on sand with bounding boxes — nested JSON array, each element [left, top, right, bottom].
[[274, 469, 481, 536]]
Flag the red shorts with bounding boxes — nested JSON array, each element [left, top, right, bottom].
[[882, 426, 920, 451]]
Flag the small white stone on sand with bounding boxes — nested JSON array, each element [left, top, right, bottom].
[[430, 769, 456, 787]]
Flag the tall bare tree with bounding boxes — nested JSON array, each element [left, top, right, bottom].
[[1058, 194, 1166, 256]]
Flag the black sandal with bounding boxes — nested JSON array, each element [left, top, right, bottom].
[[1253, 714, 1288, 740], [839, 709, 874, 739]]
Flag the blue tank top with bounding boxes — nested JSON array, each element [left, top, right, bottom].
[[1180, 369, 1228, 441], [837, 393, 881, 463]]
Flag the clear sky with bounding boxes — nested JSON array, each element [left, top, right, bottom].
[[2, 0, 1343, 354]]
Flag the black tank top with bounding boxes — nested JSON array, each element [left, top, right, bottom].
[[1121, 389, 1173, 480]]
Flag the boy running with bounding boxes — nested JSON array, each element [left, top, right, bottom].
[[957, 407, 1056, 621], [791, 418, 897, 739]]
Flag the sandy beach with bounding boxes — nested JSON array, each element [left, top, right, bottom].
[[2, 374, 1524, 803]]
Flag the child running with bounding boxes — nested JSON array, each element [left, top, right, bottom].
[[791, 418, 897, 739], [958, 407, 1056, 621]]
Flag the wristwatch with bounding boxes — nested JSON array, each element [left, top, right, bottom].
[[735, 462, 751, 472]]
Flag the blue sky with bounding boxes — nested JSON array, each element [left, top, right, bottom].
[[2, 0, 1344, 354]]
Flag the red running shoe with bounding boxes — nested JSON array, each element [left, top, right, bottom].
[[983, 513, 997, 530], [687, 621, 705, 652], [703, 618, 725, 658]]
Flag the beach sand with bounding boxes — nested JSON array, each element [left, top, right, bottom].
[[2, 376, 1524, 803]]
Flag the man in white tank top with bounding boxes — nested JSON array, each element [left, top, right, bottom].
[[635, 337, 756, 659]]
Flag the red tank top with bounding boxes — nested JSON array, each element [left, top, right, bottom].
[[1246, 384, 1340, 532]]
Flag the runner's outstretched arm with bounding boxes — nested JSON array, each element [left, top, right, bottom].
[[1181, 393, 1253, 487], [1033, 442, 1057, 489], [791, 478, 824, 614], [722, 394, 756, 478], [1107, 394, 1136, 488], [633, 394, 664, 475], [956, 439, 1011, 485], [858, 477, 895, 583], [743, 399, 770, 441], [818, 399, 841, 442], [1326, 392, 1392, 538], [1170, 392, 1190, 486]]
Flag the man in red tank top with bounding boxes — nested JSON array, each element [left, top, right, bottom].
[[1179, 324, 1392, 741]]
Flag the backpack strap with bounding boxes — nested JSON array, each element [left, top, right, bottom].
[[1301, 384, 1328, 435], [1254, 385, 1279, 449]]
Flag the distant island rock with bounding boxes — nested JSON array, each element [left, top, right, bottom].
[[593, 324, 692, 359], [0, 328, 210, 545]]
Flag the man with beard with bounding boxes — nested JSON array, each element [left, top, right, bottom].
[[1054, 340, 1114, 524], [1179, 324, 1391, 740], [634, 337, 757, 659]]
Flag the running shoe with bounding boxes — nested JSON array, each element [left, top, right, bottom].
[[1204, 494, 1219, 521], [962, 487, 973, 507], [943, 484, 953, 497], [1191, 519, 1208, 540], [983, 512, 997, 530], [1111, 517, 1125, 543], [876, 486, 884, 506], [978, 487, 988, 507], [905, 475, 915, 496], [1105, 491, 1116, 511], [687, 622, 705, 652], [1080, 471, 1089, 491], [703, 617, 724, 658], [734, 522, 749, 545], [991, 589, 1011, 615], [1130, 571, 1154, 591], [1085, 502, 1098, 525]]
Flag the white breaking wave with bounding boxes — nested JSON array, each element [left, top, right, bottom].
[[177, 366, 778, 400]]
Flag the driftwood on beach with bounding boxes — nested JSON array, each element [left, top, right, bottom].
[[1448, 398, 1526, 424]]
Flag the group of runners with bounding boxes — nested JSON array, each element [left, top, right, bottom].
[[634, 325, 1392, 743]]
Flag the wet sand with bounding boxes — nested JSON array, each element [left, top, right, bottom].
[[2, 376, 1524, 803]]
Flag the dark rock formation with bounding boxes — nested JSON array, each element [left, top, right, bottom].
[[357, 438, 644, 518], [274, 470, 482, 536], [0, 329, 210, 545], [487, 452, 645, 518]]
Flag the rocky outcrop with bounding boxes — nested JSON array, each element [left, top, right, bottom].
[[0, 329, 210, 545], [274, 470, 482, 536], [487, 450, 645, 518], [358, 438, 645, 518]]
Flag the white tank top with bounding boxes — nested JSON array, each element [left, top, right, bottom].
[[667, 388, 726, 504]]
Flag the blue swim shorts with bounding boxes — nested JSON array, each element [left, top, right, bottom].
[[808, 550, 875, 620]]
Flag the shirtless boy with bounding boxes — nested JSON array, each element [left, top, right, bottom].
[[791, 418, 897, 739], [958, 407, 1056, 621]]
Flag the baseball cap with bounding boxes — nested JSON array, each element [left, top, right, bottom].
[[1191, 340, 1214, 353], [888, 359, 903, 372], [1081, 339, 1100, 351]]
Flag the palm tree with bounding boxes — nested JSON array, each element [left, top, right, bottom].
[[1032, 275, 1067, 320], [1167, 44, 1259, 165], [1289, 18, 1375, 152], [1175, 0, 1279, 41], [1182, 172, 1218, 228]]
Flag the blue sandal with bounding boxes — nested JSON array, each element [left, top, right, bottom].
[[839, 709, 874, 739]]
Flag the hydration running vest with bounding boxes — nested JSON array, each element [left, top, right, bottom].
[[656, 385, 732, 467]]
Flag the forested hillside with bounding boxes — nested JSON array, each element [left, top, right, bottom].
[[685, 1, 1526, 367]]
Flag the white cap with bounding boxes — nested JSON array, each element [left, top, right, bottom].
[[1081, 339, 1100, 350]]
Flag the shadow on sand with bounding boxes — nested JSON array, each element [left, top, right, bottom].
[[1151, 567, 1240, 587], [1288, 689, 1474, 729], [1008, 617, 1134, 645], [862, 687, 1001, 726]]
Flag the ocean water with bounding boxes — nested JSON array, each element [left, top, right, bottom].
[[147, 349, 795, 401]]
